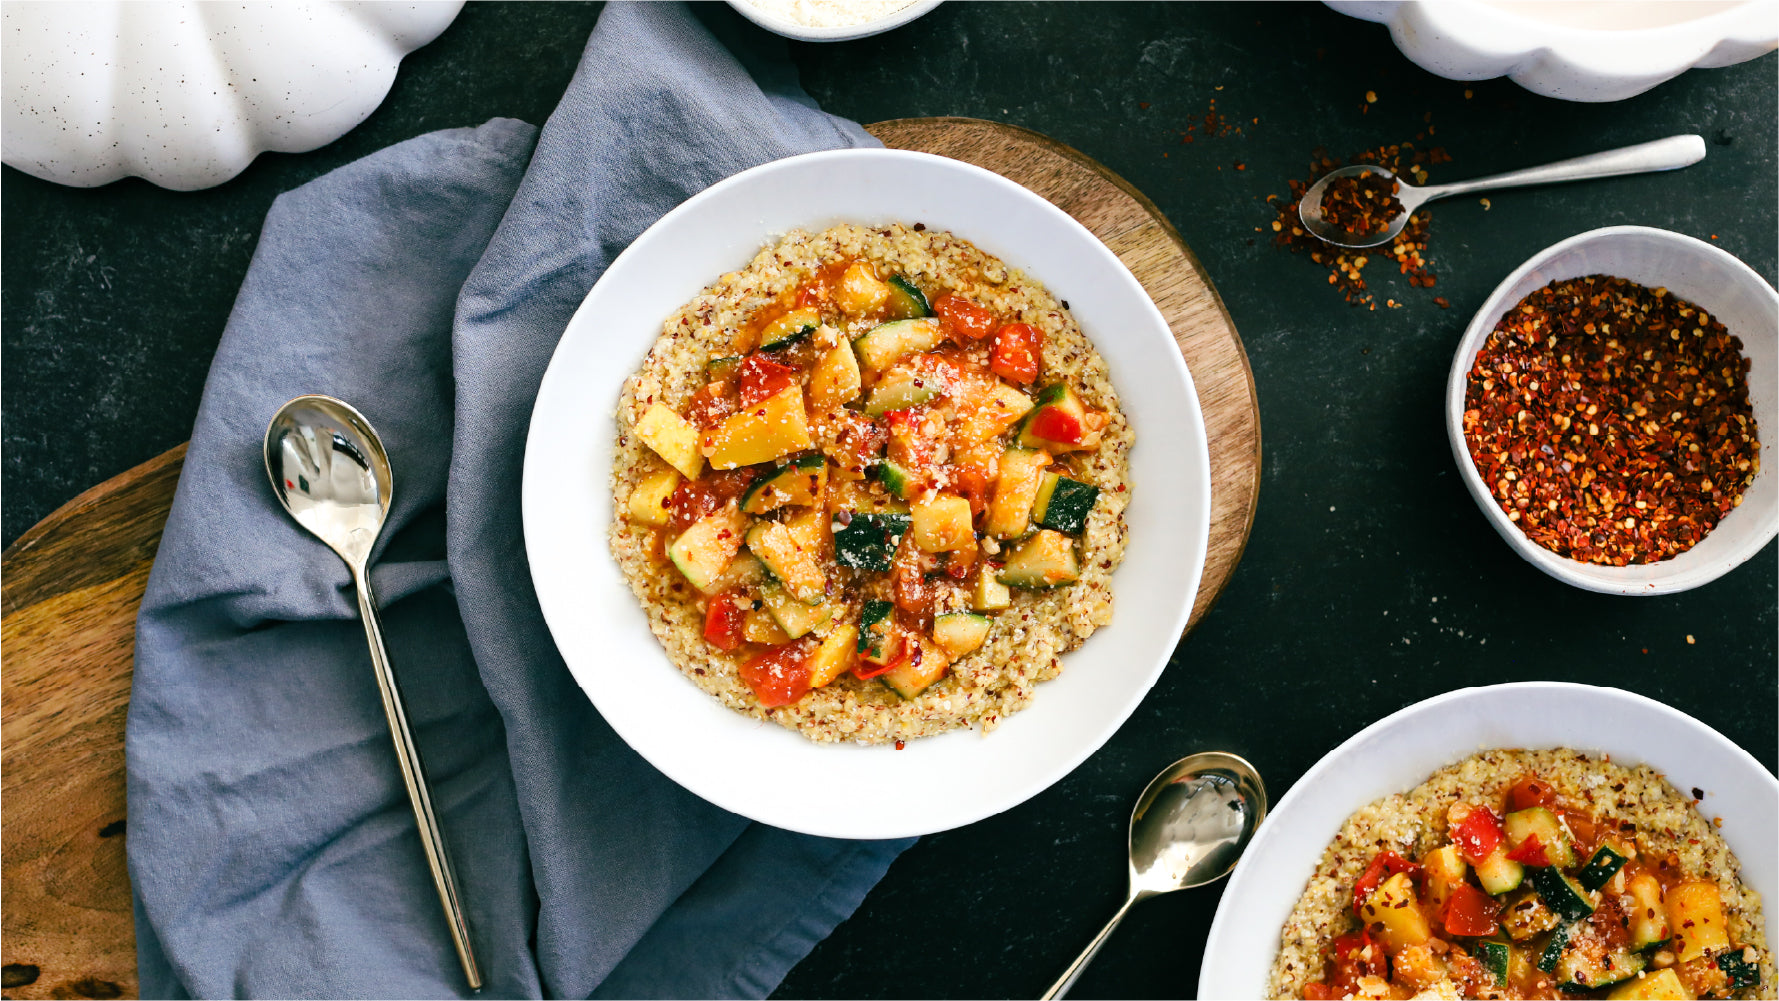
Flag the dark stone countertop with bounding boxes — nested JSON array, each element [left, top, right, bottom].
[[3, 3, 1773, 998]]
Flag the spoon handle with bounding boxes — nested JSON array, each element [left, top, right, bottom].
[[1420, 134, 1706, 202], [355, 567, 484, 991], [1041, 892, 1138, 1000]]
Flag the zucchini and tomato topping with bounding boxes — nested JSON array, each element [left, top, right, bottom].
[[624, 259, 1114, 711], [1303, 775, 1766, 1000]]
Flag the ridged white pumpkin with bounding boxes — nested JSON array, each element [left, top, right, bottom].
[[3, 1, 462, 190]]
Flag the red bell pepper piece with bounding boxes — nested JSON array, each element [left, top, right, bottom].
[[738, 354, 799, 407], [738, 639, 816, 708], [1505, 834, 1551, 867], [933, 293, 998, 344], [1441, 883, 1502, 937], [989, 322, 1043, 384], [1453, 806, 1504, 864], [1028, 405, 1083, 444]]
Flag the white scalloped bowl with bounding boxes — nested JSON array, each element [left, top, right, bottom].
[[1445, 226, 1778, 595], [1200, 682, 1779, 998], [2, 1, 461, 190], [1327, 0, 1779, 102], [725, 0, 943, 42]]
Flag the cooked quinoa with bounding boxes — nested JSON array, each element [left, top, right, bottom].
[[1269, 749, 1772, 1000], [608, 222, 1132, 743]]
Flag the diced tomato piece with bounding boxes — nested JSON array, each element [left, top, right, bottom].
[[738, 638, 817, 708], [951, 464, 993, 516], [989, 322, 1043, 384], [667, 469, 754, 534], [1028, 405, 1084, 444], [683, 381, 737, 429], [703, 593, 746, 651], [1352, 850, 1418, 913], [933, 293, 998, 344], [1309, 929, 1382, 999], [1506, 775, 1556, 812], [1441, 883, 1502, 937], [1453, 806, 1504, 864], [737, 354, 799, 407], [1505, 834, 1551, 867]]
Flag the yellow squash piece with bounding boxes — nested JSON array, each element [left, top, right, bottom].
[[633, 403, 704, 479], [910, 493, 975, 553], [745, 520, 826, 603], [667, 506, 747, 592], [808, 342, 862, 411], [985, 448, 1050, 539], [1665, 881, 1731, 962], [1607, 968, 1692, 1000], [1360, 871, 1431, 952], [806, 624, 858, 688], [625, 468, 681, 527], [706, 386, 814, 469], [835, 260, 891, 316]]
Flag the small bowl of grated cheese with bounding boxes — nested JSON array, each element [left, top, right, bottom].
[[727, 0, 943, 42]]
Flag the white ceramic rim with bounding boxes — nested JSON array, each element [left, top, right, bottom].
[[1199, 681, 1779, 998], [1444, 225, 1779, 595], [724, 0, 943, 42], [522, 147, 1211, 839]]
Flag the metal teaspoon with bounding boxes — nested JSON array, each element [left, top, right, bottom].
[[1041, 751, 1267, 1000], [1299, 134, 1707, 249], [264, 394, 482, 991]]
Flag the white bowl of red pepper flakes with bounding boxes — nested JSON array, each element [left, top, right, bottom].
[[1446, 226, 1777, 595]]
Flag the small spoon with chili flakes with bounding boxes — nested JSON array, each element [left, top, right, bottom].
[[1299, 133, 1706, 248]]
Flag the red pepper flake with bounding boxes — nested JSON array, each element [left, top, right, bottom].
[[1435, 296, 1451, 309], [1461, 275, 1760, 565], [894, 739, 906, 750]]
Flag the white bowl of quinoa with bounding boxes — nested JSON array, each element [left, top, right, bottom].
[[1445, 226, 1777, 595], [1200, 682, 1779, 999], [523, 148, 1210, 839]]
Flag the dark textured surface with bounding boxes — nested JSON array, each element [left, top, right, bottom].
[[3, 3, 1774, 999]]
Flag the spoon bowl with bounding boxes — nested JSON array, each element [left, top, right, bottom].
[[1042, 751, 1266, 999]]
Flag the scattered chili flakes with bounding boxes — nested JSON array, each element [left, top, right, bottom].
[[1461, 275, 1760, 565], [1269, 140, 1451, 307], [1176, 97, 1240, 144]]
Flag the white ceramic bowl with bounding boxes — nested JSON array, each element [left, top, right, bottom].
[[725, 0, 942, 43], [1326, 0, 1779, 102], [1200, 682, 1779, 998], [1445, 226, 1778, 595], [523, 148, 1210, 839]]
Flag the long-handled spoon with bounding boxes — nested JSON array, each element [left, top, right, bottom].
[[264, 394, 482, 991], [1041, 751, 1267, 999], [1299, 134, 1707, 249]]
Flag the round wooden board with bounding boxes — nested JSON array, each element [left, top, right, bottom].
[[0, 118, 1259, 999]]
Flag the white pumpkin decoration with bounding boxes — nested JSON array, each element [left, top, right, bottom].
[[3, 1, 463, 190]]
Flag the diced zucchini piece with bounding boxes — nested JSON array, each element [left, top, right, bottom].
[[1719, 947, 1762, 991], [745, 521, 825, 603], [1527, 866, 1596, 922], [1423, 845, 1468, 912], [759, 583, 833, 640], [954, 380, 1034, 444], [1505, 806, 1577, 868], [707, 355, 742, 381], [1540, 922, 1576, 973], [1475, 940, 1511, 985], [881, 637, 948, 700], [758, 306, 820, 350], [836, 260, 891, 316], [1476, 847, 1526, 895], [707, 386, 814, 469], [1017, 383, 1101, 453], [808, 342, 862, 412], [971, 564, 1011, 611], [1557, 941, 1646, 991], [857, 600, 896, 661], [911, 493, 974, 553], [1032, 472, 1100, 536], [884, 274, 931, 319], [998, 529, 1079, 588], [1607, 968, 1690, 1001], [932, 612, 991, 658], [667, 506, 747, 592], [985, 447, 1050, 539], [1501, 888, 1559, 942], [1360, 871, 1431, 951], [832, 512, 909, 572], [704, 551, 766, 595], [806, 625, 858, 688], [852, 317, 943, 372], [865, 366, 943, 417], [1577, 846, 1628, 892], [1626, 873, 1671, 950], [874, 456, 921, 501], [1666, 881, 1731, 962], [742, 608, 790, 645], [633, 403, 705, 479], [625, 468, 682, 527], [741, 454, 827, 514]]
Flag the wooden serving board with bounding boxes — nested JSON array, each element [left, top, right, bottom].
[[0, 118, 1260, 999]]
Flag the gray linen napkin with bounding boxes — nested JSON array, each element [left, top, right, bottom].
[[127, 4, 912, 997]]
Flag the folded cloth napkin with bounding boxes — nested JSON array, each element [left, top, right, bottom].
[[127, 4, 913, 997]]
